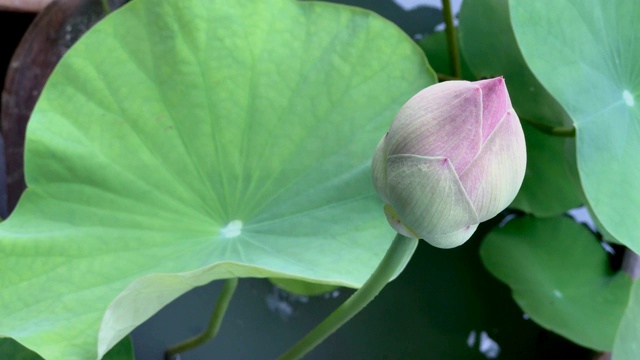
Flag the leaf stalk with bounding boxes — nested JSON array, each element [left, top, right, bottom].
[[100, 0, 111, 14], [165, 278, 239, 359], [278, 233, 415, 360], [442, 0, 461, 79]]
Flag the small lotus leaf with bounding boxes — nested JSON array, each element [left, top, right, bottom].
[[481, 216, 632, 351]]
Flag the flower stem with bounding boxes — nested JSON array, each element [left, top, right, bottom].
[[442, 0, 461, 79], [278, 233, 416, 360], [100, 0, 111, 14], [165, 278, 239, 360]]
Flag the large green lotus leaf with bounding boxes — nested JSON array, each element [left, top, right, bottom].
[[458, 0, 572, 127], [613, 279, 640, 360], [0, 0, 432, 358], [481, 216, 632, 351], [510, 122, 582, 217], [510, 1, 640, 251]]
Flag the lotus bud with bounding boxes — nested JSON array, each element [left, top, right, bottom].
[[372, 77, 526, 248]]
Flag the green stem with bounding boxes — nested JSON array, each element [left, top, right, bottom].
[[442, 0, 461, 79], [523, 117, 576, 137], [100, 0, 111, 14], [278, 233, 415, 360], [165, 278, 239, 360]]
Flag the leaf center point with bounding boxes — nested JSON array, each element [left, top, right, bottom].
[[221, 220, 243, 238], [623, 90, 635, 107]]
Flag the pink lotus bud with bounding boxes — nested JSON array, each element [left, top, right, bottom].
[[372, 77, 526, 248]]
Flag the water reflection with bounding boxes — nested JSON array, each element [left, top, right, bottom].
[[265, 285, 311, 321], [322, 289, 341, 299], [467, 329, 476, 347], [601, 241, 615, 255], [467, 330, 501, 359], [479, 331, 501, 358]]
